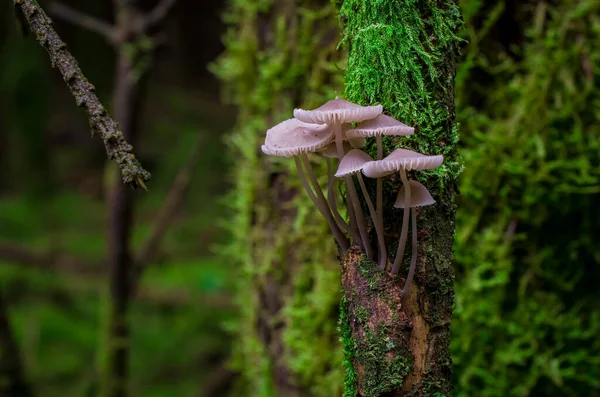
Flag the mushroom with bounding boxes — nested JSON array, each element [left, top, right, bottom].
[[294, 97, 383, 258], [318, 140, 363, 246], [393, 180, 436, 297], [345, 115, 414, 265], [335, 149, 387, 268], [362, 148, 443, 274], [261, 118, 349, 251], [320, 140, 353, 159]]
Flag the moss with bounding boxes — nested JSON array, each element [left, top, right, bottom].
[[355, 325, 412, 397], [452, 1, 600, 395], [340, 0, 463, 213], [339, 1, 461, 396], [339, 295, 358, 397], [213, 0, 346, 395]]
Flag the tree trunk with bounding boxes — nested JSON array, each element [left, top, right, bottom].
[[104, 48, 140, 397], [214, 0, 346, 396], [339, 1, 462, 396], [103, 3, 153, 396]]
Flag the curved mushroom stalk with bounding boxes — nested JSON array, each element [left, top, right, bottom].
[[393, 167, 411, 274], [393, 180, 436, 297], [294, 97, 383, 254], [261, 118, 349, 251], [362, 148, 443, 274], [346, 114, 414, 264], [335, 149, 386, 263], [322, 144, 363, 247]]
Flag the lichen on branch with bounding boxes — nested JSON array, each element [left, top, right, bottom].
[[14, 0, 151, 189]]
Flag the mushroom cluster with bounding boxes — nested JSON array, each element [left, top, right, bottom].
[[261, 97, 443, 296]]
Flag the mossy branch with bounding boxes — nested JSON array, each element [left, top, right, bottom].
[[14, 0, 151, 189]]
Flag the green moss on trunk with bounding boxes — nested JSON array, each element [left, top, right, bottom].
[[213, 0, 346, 395], [339, 1, 462, 396]]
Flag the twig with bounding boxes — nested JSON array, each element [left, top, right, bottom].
[[131, 135, 204, 293], [144, 0, 178, 29], [14, 0, 151, 189], [0, 240, 100, 275], [48, 2, 116, 42]]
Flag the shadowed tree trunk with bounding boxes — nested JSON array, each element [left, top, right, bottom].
[[100, 1, 174, 395], [214, 0, 346, 396], [104, 39, 142, 397], [338, 1, 462, 396]]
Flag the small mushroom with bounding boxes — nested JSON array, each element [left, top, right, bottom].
[[318, 140, 363, 245], [362, 148, 443, 274], [262, 118, 349, 251], [335, 149, 387, 267], [394, 180, 435, 297], [294, 97, 382, 257], [346, 115, 415, 265]]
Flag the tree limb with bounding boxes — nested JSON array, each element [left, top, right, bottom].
[[144, 0, 178, 29], [48, 2, 116, 42], [14, 0, 151, 189], [131, 134, 204, 294], [0, 240, 100, 275]]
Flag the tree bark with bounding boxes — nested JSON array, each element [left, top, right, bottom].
[[13, 0, 151, 188], [104, 48, 140, 397], [339, 1, 462, 396], [102, 1, 171, 395], [214, 0, 346, 395]]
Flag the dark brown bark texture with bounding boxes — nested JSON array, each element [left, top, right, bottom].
[[104, 2, 158, 395]]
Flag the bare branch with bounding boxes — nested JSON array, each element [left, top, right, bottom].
[[48, 2, 116, 42], [14, 0, 151, 189], [132, 135, 204, 287], [0, 240, 100, 276], [144, 0, 178, 29]]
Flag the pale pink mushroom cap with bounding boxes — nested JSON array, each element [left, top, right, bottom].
[[294, 98, 383, 125], [394, 180, 436, 208], [362, 148, 443, 178], [335, 149, 374, 178], [261, 118, 334, 158], [345, 114, 415, 139]]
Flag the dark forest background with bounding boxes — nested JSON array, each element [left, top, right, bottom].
[[0, 1, 599, 396]]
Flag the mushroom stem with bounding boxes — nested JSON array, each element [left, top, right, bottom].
[[334, 123, 371, 257], [333, 123, 356, 223], [294, 156, 349, 252], [391, 167, 411, 274], [327, 158, 362, 245], [400, 207, 418, 297], [346, 175, 373, 259], [375, 134, 385, 266], [357, 173, 387, 269]]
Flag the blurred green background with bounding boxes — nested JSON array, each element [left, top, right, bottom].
[[0, 1, 599, 396]]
